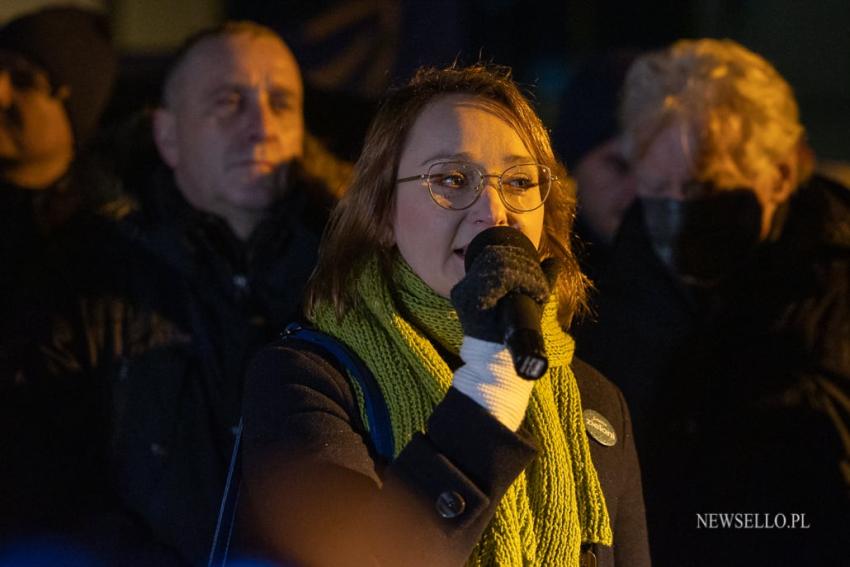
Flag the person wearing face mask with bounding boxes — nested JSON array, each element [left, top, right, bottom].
[[239, 65, 650, 567], [574, 39, 850, 565]]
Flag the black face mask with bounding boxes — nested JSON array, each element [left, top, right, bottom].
[[640, 189, 763, 287]]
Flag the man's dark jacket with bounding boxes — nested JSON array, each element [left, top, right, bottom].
[[3, 160, 339, 564]]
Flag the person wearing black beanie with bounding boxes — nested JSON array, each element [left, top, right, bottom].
[[0, 9, 119, 548], [0, 6, 117, 149], [0, 5, 118, 253]]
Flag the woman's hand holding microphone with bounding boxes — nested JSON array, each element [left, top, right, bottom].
[[450, 227, 562, 431]]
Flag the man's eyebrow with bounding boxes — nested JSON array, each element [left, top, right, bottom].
[[201, 81, 299, 93], [201, 83, 242, 97], [266, 84, 301, 98]]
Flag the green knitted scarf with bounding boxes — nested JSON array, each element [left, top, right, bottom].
[[311, 254, 613, 566]]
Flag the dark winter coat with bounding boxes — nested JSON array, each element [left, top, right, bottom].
[[241, 339, 651, 567], [1, 162, 120, 540], [1, 161, 339, 564], [574, 174, 850, 566]]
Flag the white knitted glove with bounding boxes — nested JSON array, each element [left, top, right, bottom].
[[451, 336, 535, 431]]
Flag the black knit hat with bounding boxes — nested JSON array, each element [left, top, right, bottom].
[[0, 6, 117, 145]]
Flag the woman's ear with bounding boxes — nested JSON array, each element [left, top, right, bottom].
[[379, 220, 395, 247], [380, 194, 397, 247]]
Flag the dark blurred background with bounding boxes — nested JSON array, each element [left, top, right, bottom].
[[2, 0, 848, 163]]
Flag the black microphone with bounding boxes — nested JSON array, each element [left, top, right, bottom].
[[464, 227, 549, 380]]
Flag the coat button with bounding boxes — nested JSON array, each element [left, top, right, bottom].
[[150, 443, 168, 458], [435, 490, 466, 519]]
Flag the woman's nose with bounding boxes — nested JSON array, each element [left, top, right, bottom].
[[469, 181, 509, 226]]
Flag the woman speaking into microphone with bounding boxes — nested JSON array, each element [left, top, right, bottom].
[[240, 64, 650, 567]]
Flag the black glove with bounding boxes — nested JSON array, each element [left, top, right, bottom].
[[450, 244, 562, 343]]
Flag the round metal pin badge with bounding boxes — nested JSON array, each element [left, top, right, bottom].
[[583, 408, 617, 447]]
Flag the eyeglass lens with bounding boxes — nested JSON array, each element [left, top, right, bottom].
[[427, 161, 550, 211]]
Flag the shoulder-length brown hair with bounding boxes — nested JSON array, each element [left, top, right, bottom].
[[305, 64, 589, 326]]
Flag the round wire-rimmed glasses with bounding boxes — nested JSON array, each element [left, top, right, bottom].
[[396, 161, 554, 213]]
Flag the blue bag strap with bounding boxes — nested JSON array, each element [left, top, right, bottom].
[[208, 323, 394, 567], [208, 419, 242, 567], [281, 322, 395, 461]]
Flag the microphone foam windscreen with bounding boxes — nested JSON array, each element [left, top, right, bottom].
[[464, 227, 538, 272]]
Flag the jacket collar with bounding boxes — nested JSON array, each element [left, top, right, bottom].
[[774, 174, 850, 252], [119, 165, 310, 284]]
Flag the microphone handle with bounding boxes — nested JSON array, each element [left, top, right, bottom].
[[500, 293, 548, 380]]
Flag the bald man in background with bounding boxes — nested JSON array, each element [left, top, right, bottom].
[[3, 21, 349, 564]]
